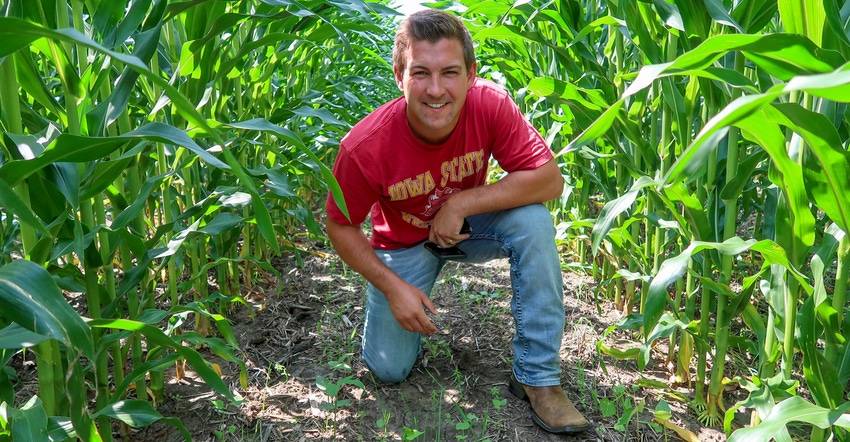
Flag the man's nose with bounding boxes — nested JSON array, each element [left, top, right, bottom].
[[425, 73, 445, 96]]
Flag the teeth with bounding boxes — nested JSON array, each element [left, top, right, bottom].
[[427, 103, 446, 109]]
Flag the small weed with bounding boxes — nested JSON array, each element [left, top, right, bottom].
[[213, 424, 236, 441], [491, 386, 507, 411], [402, 426, 425, 441], [423, 336, 452, 362], [376, 408, 393, 441], [454, 412, 479, 440], [316, 355, 365, 437]]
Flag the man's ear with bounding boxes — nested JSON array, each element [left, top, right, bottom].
[[467, 62, 477, 83], [393, 65, 404, 91]]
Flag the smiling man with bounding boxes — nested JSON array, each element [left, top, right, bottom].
[[324, 9, 589, 434]]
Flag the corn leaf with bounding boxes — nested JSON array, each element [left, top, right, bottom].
[[0, 260, 94, 360], [92, 400, 189, 440], [88, 318, 235, 401], [728, 397, 850, 442], [771, 103, 850, 233], [3, 396, 49, 442]]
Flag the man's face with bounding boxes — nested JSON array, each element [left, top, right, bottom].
[[394, 38, 476, 145]]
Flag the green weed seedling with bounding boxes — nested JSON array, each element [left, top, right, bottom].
[[213, 424, 236, 441], [316, 374, 364, 412], [454, 413, 475, 440], [491, 386, 507, 411], [402, 426, 425, 441], [376, 408, 392, 441], [316, 355, 364, 435]]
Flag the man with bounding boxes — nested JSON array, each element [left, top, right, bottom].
[[325, 9, 589, 434]]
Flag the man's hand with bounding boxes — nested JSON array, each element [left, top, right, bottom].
[[387, 283, 439, 334], [327, 217, 439, 334], [429, 205, 470, 248], [429, 159, 564, 247]]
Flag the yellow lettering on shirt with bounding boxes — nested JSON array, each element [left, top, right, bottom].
[[401, 212, 430, 228], [389, 171, 436, 201], [388, 150, 486, 201], [439, 150, 486, 187]]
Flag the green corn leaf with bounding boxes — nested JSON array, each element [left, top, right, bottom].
[[644, 237, 808, 341], [219, 118, 350, 222], [120, 123, 231, 169], [13, 51, 62, 116], [770, 103, 850, 233], [0, 260, 94, 360], [67, 358, 102, 442], [0, 172, 48, 236], [110, 353, 182, 402], [111, 172, 168, 230], [799, 298, 843, 408], [591, 176, 659, 257], [732, 0, 778, 34], [624, 34, 840, 97], [198, 213, 244, 236], [0, 323, 50, 349], [665, 87, 783, 185], [669, 0, 711, 40], [719, 149, 767, 201], [88, 318, 235, 401], [778, 0, 826, 46], [558, 99, 625, 156], [526, 76, 605, 125], [45, 162, 80, 209], [107, 0, 156, 50], [39, 37, 85, 102], [724, 380, 780, 436], [663, 182, 711, 241], [0, 135, 129, 189], [704, 0, 745, 33], [93, 400, 189, 440], [79, 156, 134, 200], [626, 1, 664, 63], [784, 62, 850, 102], [47, 417, 76, 441], [4, 396, 49, 442], [824, 0, 850, 48], [838, 340, 850, 385], [738, 109, 815, 265], [728, 397, 850, 442]]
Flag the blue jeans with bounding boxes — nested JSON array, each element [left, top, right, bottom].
[[362, 204, 565, 387]]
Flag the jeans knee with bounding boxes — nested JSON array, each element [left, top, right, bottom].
[[502, 204, 555, 241], [363, 349, 417, 384]]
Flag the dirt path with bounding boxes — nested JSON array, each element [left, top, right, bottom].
[[133, 250, 727, 441]]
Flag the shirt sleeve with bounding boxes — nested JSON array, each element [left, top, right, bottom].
[[325, 146, 379, 226], [490, 93, 553, 172]]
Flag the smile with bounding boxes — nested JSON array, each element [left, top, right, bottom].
[[426, 103, 447, 109]]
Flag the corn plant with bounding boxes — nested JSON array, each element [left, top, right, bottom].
[[0, 0, 397, 439]]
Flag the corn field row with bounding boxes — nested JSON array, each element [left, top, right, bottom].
[[1, 0, 850, 441]]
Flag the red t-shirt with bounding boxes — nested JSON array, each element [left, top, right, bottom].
[[326, 78, 553, 250]]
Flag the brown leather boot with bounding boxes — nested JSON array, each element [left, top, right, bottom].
[[509, 374, 589, 434]]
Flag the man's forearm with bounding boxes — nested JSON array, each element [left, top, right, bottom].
[[433, 158, 563, 239], [325, 218, 404, 294]]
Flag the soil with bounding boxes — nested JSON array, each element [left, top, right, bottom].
[[14, 245, 734, 441]]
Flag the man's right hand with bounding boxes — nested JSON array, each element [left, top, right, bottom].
[[387, 283, 438, 334], [326, 218, 439, 335]]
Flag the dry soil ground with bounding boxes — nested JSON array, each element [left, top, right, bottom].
[[12, 246, 736, 441], [129, 246, 734, 442]]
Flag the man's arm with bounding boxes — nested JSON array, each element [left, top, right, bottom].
[[429, 158, 563, 247], [326, 217, 438, 334]]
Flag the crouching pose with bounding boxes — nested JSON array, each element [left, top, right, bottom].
[[325, 9, 589, 434]]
